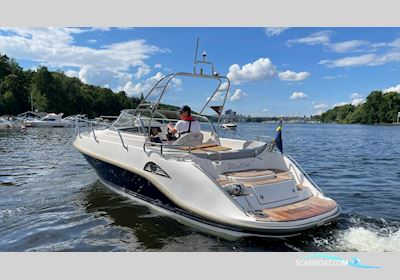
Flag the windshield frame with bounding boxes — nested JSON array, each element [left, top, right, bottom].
[[115, 108, 220, 141]]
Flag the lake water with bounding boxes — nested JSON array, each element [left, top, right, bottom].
[[1, 123, 399, 252]]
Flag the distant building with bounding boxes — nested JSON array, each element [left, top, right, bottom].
[[223, 109, 237, 122]]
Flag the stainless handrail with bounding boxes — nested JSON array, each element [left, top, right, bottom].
[[143, 141, 192, 155], [111, 126, 128, 150], [285, 153, 323, 193], [74, 117, 110, 141], [288, 164, 302, 186], [75, 118, 82, 139], [109, 112, 148, 151], [90, 122, 98, 143], [143, 141, 222, 158]]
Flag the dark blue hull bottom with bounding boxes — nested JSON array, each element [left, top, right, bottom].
[[81, 153, 336, 237]]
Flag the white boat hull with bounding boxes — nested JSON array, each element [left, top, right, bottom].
[[221, 122, 238, 129], [73, 129, 340, 238]]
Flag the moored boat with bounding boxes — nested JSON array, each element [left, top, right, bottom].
[[29, 113, 72, 127], [221, 121, 238, 129]]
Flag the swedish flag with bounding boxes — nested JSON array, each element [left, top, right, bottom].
[[274, 119, 283, 153]]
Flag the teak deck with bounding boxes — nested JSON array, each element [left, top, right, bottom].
[[257, 196, 337, 222]]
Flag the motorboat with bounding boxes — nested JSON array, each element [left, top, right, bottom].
[[0, 117, 12, 129], [28, 113, 72, 127], [221, 121, 238, 129], [73, 44, 340, 238], [64, 114, 89, 127]]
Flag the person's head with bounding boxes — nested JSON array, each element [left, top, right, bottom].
[[179, 105, 191, 119]]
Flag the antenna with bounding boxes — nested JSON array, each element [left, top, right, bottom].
[[202, 51, 207, 61], [193, 37, 199, 73], [193, 37, 215, 75]]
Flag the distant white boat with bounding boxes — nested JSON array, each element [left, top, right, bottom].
[[28, 113, 72, 127], [63, 114, 89, 127], [221, 121, 238, 129]]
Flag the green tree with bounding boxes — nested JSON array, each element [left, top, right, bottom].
[[0, 53, 186, 117], [0, 54, 13, 80]]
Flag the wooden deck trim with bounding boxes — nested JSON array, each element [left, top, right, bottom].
[[177, 143, 219, 151], [202, 146, 232, 152], [256, 196, 337, 222], [177, 143, 233, 152]]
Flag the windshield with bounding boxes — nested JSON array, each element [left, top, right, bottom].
[[134, 109, 216, 131], [113, 109, 218, 138]]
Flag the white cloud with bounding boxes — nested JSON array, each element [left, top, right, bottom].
[[230, 89, 247, 101], [78, 66, 132, 87], [206, 87, 247, 102], [287, 31, 333, 47], [290, 91, 308, 100], [218, 82, 229, 91], [334, 102, 349, 107], [64, 69, 78, 78], [350, 93, 363, 99], [351, 98, 364, 106], [286, 30, 400, 57], [117, 72, 181, 97], [383, 84, 400, 93], [313, 103, 329, 109], [0, 28, 165, 71], [0, 27, 167, 89], [323, 74, 348, 80], [90, 27, 111, 32], [329, 40, 368, 53], [154, 63, 162, 69], [369, 42, 387, 49], [262, 108, 269, 112], [171, 77, 182, 91], [388, 38, 400, 49], [264, 27, 290, 37], [278, 70, 310, 81], [227, 58, 277, 84], [328, 93, 365, 108], [118, 81, 142, 96], [347, 93, 365, 106], [319, 53, 400, 68], [207, 91, 225, 102], [134, 64, 151, 79], [87, 39, 97, 44]]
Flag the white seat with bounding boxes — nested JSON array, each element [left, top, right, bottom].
[[173, 133, 204, 147]]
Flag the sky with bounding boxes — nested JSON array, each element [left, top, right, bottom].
[[0, 27, 400, 117]]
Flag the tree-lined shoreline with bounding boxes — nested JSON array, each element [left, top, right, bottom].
[[1, 53, 399, 124], [317, 91, 400, 124], [0, 53, 179, 118]]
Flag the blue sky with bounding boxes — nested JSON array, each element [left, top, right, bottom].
[[0, 27, 400, 116]]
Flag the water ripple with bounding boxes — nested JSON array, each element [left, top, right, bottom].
[[0, 124, 399, 251]]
